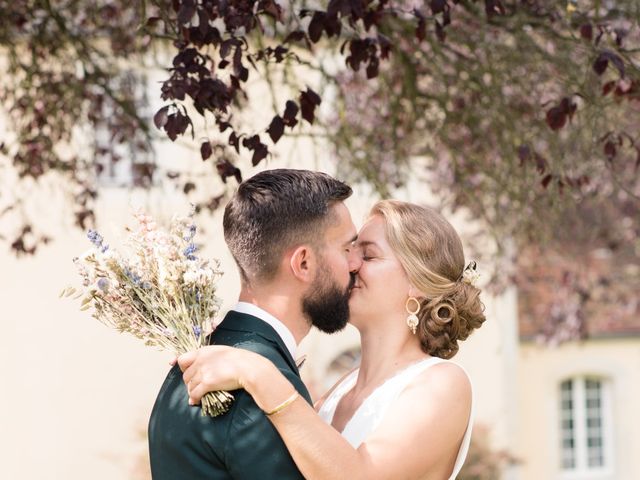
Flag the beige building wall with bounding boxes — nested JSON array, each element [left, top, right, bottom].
[[517, 338, 640, 480]]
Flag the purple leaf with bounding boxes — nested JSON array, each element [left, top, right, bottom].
[[580, 24, 593, 41], [283, 100, 299, 127], [304, 88, 321, 106], [183, 182, 196, 194], [430, 0, 447, 14], [274, 45, 288, 62], [593, 51, 625, 77], [177, 0, 196, 25], [324, 14, 341, 37], [251, 143, 269, 166], [442, 6, 451, 26], [173, 48, 198, 68], [484, 0, 505, 16], [200, 141, 212, 160], [233, 47, 249, 81], [216, 159, 243, 184], [220, 40, 234, 59], [217, 120, 231, 133], [242, 134, 260, 150], [366, 57, 379, 79], [153, 106, 170, 129], [604, 141, 617, 160], [163, 111, 191, 141], [300, 89, 321, 124], [414, 9, 426, 42], [259, 0, 283, 21], [146, 17, 161, 28], [308, 12, 325, 43], [229, 131, 241, 154], [284, 30, 306, 44], [614, 28, 627, 47], [197, 9, 210, 35], [546, 106, 567, 131], [267, 115, 285, 143]]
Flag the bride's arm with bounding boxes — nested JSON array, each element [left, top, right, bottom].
[[180, 347, 471, 480], [179, 346, 363, 479]]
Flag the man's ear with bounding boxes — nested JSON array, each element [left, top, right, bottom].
[[289, 245, 315, 283]]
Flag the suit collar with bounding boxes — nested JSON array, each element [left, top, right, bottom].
[[231, 302, 297, 359], [215, 310, 300, 374]]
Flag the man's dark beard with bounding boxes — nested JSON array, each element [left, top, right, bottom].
[[302, 270, 355, 334]]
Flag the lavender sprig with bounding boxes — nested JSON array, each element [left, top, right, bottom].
[[87, 229, 109, 253]]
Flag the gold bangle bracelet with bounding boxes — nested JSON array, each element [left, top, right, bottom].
[[264, 391, 300, 416]]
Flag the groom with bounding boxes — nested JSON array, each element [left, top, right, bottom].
[[148, 169, 360, 479]]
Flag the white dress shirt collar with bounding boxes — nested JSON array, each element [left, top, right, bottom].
[[231, 302, 297, 359]]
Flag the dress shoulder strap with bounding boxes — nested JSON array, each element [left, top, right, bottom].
[[387, 356, 447, 392], [317, 368, 359, 425]]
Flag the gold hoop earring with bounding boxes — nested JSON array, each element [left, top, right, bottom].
[[405, 297, 421, 334]]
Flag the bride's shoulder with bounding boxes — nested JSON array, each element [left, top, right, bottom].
[[406, 359, 471, 402]]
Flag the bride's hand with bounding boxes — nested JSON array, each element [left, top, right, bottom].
[[178, 346, 260, 404]]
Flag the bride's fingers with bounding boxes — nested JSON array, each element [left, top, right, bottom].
[[177, 351, 197, 372], [182, 364, 199, 386], [187, 381, 200, 401], [189, 384, 207, 404]]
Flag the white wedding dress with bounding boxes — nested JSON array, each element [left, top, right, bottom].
[[318, 357, 473, 480]]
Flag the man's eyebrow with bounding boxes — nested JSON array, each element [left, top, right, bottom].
[[344, 234, 358, 246]]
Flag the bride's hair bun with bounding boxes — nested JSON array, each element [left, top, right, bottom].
[[370, 200, 486, 359], [419, 282, 486, 359]]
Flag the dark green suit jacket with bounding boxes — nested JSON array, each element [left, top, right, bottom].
[[148, 310, 312, 479]]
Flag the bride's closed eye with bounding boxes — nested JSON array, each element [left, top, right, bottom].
[[361, 250, 375, 261]]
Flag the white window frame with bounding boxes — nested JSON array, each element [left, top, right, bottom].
[[559, 376, 615, 480]]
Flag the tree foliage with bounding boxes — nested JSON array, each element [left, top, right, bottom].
[[1, 0, 639, 341]]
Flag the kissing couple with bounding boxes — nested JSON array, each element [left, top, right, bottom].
[[149, 169, 486, 479]]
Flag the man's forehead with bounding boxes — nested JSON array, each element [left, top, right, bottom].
[[326, 202, 356, 238]]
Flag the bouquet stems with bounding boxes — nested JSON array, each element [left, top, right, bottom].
[[201, 390, 235, 417]]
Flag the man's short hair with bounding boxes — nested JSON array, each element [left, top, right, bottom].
[[223, 169, 352, 283]]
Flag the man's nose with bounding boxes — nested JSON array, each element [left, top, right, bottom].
[[348, 249, 362, 272]]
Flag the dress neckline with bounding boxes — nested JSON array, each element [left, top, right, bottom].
[[331, 356, 443, 433]]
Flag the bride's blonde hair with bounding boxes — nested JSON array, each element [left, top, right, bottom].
[[370, 200, 486, 358]]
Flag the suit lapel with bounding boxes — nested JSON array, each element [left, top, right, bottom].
[[213, 310, 301, 375]]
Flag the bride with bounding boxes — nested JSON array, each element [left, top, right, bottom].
[[179, 200, 486, 479]]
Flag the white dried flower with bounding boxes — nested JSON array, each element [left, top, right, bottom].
[[461, 261, 480, 286]]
